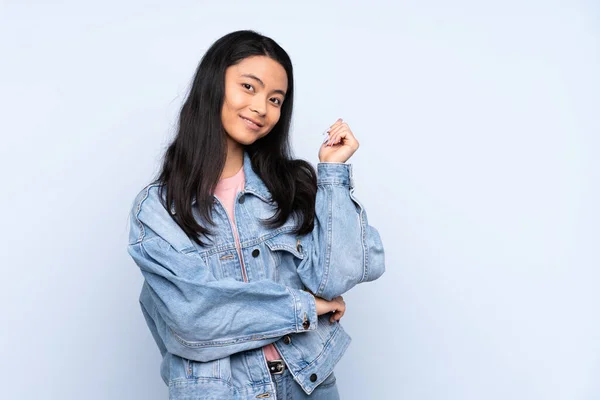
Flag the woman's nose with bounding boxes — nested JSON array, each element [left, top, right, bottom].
[[250, 99, 267, 115]]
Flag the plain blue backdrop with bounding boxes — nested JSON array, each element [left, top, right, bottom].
[[1, 1, 598, 399]]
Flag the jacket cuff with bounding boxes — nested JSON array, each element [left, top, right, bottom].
[[288, 288, 318, 332], [317, 163, 353, 188]]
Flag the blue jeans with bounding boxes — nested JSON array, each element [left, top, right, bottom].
[[272, 369, 340, 399]]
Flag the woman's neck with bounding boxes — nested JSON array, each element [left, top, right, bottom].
[[222, 137, 244, 179]]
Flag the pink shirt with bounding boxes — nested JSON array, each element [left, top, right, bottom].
[[214, 166, 282, 361]]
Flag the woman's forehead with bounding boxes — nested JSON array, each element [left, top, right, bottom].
[[230, 56, 288, 89]]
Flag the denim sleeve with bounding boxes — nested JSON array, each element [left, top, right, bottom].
[[127, 219, 317, 363], [295, 163, 385, 301]]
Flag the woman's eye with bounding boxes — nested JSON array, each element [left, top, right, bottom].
[[242, 83, 254, 91], [270, 98, 282, 105]]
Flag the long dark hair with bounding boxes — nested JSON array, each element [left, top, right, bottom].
[[154, 30, 317, 246]]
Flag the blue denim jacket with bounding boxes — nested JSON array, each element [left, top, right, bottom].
[[127, 152, 385, 399]]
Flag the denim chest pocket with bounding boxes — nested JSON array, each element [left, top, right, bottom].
[[204, 247, 252, 282], [264, 232, 307, 289]]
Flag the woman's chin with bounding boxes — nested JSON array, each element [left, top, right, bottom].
[[228, 133, 259, 147], [230, 129, 267, 146]]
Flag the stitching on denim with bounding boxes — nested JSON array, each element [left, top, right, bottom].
[[133, 185, 153, 243], [316, 185, 333, 297], [168, 376, 236, 390], [288, 287, 300, 332], [288, 323, 348, 394], [198, 225, 297, 258], [317, 181, 350, 187], [171, 326, 297, 349], [263, 241, 304, 260], [349, 190, 368, 282]]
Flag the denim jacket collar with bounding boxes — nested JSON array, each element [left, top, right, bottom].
[[241, 151, 272, 203], [176, 151, 270, 213]]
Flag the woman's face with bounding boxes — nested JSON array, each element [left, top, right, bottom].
[[221, 55, 288, 147]]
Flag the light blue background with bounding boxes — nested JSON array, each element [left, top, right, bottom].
[[1, 1, 598, 399]]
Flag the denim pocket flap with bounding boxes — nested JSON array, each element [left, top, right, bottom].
[[264, 234, 305, 259]]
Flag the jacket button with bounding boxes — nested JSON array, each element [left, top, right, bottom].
[[283, 335, 292, 345], [252, 249, 260, 257], [238, 195, 245, 204], [302, 320, 310, 329], [310, 374, 317, 382]]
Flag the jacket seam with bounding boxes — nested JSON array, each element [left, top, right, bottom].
[[317, 181, 350, 187], [197, 225, 299, 257], [285, 322, 348, 394], [132, 183, 163, 244], [316, 185, 333, 297], [168, 376, 236, 390], [170, 326, 296, 349], [132, 185, 153, 243], [287, 287, 301, 332], [350, 190, 369, 282], [297, 323, 342, 372]]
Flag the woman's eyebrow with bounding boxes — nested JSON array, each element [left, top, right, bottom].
[[241, 73, 286, 97]]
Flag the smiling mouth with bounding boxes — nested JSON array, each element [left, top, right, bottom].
[[240, 116, 263, 130]]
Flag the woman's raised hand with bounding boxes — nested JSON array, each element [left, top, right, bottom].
[[319, 118, 359, 163]]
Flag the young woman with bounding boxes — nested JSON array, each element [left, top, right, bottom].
[[127, 30, 385, 400]]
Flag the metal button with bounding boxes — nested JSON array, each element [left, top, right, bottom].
[[283, 335, 292, 345], [302, 320, 310, 330], [238, 195, 245, 204], [252, 249, 260, 257], [310, 374, 317, 382]]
